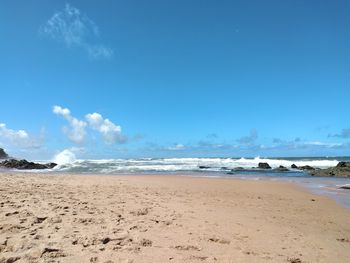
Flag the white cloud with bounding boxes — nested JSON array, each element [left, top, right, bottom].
[[0, 123, 43, 149], [87, 45, 114, 59], [328, 128, 350, 139], [53, 106, 125, 145], [41, 3, 113, 59], [238, 129, 258, 144], [53, 105, 71, 117], [85, 113, 125, 144], [167, 144, 186, 150], [53, 105, 87, 144], [302, 141, 343, 148]]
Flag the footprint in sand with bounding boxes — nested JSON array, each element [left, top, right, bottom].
[[208, 237, 231, 244], [130, 208, 149, 216], [139, 238, 152, 247], [41, 247, 67, 259], [174, 245, 201, 251], [33, 216, 48, 224], [5, 211, 19, 217]]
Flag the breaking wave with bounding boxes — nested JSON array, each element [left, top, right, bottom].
[[53, 149, 77, 166]]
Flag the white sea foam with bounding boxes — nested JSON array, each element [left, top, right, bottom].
[[53, 149, 76, 166]]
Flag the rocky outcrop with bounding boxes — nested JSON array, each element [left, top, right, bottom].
[[310, 165, 350, 177], [307, 161, 350, 177], [299, 165, 315, 171], [290, 164, 315, 170], [0, 148, 56, 170], [0, 148, 8, 159], [0, 159, 57, 170], [275, 165, 289, 171], [258, 162, 271, 169], [198, 165, 211, 169], [336, 162, 350, 168]]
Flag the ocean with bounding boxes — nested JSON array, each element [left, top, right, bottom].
[[52, 156, 348, 175]]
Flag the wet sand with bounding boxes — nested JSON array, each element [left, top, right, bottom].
[[0, 172, 349, 263]]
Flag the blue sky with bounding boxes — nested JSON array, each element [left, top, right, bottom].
[[0, 0, 349, 159]]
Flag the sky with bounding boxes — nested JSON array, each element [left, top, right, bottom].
[[0, 0, 350, 160]]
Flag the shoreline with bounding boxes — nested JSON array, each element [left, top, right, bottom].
[[1, 172, 350, 262]]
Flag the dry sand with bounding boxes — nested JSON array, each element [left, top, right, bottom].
[[0, 172, 349, 263]]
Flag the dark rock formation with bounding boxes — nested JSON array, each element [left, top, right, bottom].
[[299, 165, 315, 171], [0, 159, 57, 170], [336, 162, 350, 168], [310, 165, 350, 177], [290, 164, 316, 171], [339, 185, 350, 190], [0, 148, 8, 159], [198, 165, 210, 169], [258, 162, 271, 169], [275, 165, 289, 171], [45, 162, 58, 169]]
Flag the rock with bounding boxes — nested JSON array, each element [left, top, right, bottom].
[[310, 167, 350, 177], [291, 164, 298, 169], [276, 165, 289, 171], [336, 162, 350, 168], [339, 184, 350, 190], [198, 166, 210, 169], [258, 162, 271, 169], [45, 163, 58, 169], [0, 148, 8, 159], [299, 165, 315, 170], [0, 159, 57, 170]]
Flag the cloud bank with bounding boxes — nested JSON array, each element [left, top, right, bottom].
[[167, 143, 186, 150], [0, 123, 43, 149], [237, 129, 258, 144], [41, 3, 113, 59], [328, 128, 350, 139], [86, 113, 126, 144], [53, 105, 87, 144], [53, 105, 125, 145]]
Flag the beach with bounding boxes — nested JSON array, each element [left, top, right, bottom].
[[0, 173, 349, 263]]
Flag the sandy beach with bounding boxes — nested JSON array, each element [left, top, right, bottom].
[[0, 173, 349, 263]]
